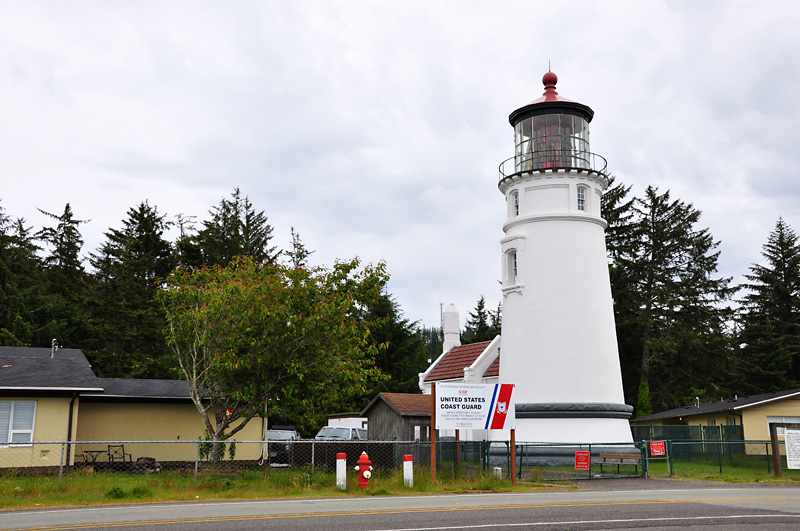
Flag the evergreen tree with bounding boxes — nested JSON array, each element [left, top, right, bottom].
[[601, 177, 642, 404], [285, 227, 314, 269], [0, 205, 44, 345], [462, 295, 495, 344], [736, 218, 800, 393], [420, 325, 443, 363], [609, 186, 735, 415], [34, 204, 91, 348], [489, 301, 502, 339], [197, 188, 278, 266], [87, 202, 176, 378], [0, 216, 42, 346], [364, 292, 429, 396], [174, 213, 203, 268]]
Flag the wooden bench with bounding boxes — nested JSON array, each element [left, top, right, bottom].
[[595, 452, 641, 474]]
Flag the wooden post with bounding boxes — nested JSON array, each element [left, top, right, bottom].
[[510, 429, 517, 486], [431, 382, 437, 484], [770, 422, 800, 477]]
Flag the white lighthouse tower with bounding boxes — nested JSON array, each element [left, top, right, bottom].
[[497, 71, 633, 443]]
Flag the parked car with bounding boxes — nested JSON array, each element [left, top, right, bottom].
[[267, 427, 299, 467], [314, 426, 367, 440]]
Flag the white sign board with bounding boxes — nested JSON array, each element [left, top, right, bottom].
[[786, 428, 800, 470], [435, 383, 515, 430]]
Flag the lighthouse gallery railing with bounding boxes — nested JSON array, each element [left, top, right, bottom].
[[499, 149, 608, 183]]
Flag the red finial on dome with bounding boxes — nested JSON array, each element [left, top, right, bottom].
[[542, 71, 558, 100]]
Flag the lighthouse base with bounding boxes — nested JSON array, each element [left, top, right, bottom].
[[511, 417, 633, 444]]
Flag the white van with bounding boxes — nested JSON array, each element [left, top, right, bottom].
[[314, 426, 367, 440]]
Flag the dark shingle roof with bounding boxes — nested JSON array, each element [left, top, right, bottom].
[[634, 389, 800, 423], [0, 347, 102, 392], [90, 378, 191, 399], [424, 341, 492, 382], [361, 393, 431, 417], [0, 347, 190, 400]]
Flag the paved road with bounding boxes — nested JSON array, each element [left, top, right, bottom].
[[2, 479, 800, 530]]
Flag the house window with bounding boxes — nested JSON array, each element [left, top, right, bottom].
[[577, 186, 586, 211], [0, 401, 36, 445], [767, 416, 800, 436]]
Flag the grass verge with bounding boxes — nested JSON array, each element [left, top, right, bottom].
[[0, 466, 568, 511]]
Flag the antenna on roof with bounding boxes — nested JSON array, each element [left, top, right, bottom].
[[50, 338, 59, 359]]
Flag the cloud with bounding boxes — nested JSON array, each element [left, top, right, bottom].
[[1, 0, 799, 328]]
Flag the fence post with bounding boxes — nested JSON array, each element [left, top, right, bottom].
[[58, 442, 65, 486], [668, 440, 674, 476], [766, 442, 771, 474], [641, 441, 648, 479], [195, 441, 200, 478]]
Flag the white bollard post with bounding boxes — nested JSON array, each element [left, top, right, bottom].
[[403, 454, 413, 487], [493, 466, 502, 478], [336, 453, 347, 490]]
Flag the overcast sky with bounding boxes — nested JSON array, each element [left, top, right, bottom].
[[1, 1, 799, 329]]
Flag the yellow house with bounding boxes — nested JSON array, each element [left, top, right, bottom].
[[1, 346, 263, 469], [630, 389, 800, 441]]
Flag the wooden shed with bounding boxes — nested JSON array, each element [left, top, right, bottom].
[[361, 393, 431, 441]]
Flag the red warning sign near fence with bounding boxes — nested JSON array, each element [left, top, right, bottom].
[[575, 451, 590, 470], [650, 440, 666, 456]]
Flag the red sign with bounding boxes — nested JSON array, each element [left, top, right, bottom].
[[650, 440, 666, 456], [575, 451, 590, 470]]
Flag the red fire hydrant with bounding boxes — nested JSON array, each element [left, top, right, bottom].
[[354, 451, 372, 490]]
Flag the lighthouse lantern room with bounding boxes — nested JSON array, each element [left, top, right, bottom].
[[497, 71, 633, 444]]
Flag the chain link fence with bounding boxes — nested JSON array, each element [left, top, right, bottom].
[[1, 439, 795, 482]]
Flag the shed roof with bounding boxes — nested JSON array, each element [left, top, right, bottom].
[[361, 392, 431, 417], [424, 341, 492, 382]]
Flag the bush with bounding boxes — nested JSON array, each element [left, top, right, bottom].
[[105, 486, 126, 499]]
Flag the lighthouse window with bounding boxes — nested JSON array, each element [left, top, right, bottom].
[[512, 191, 519, 216], [577, 186, 586, 211], [506, 251, 518, 284]]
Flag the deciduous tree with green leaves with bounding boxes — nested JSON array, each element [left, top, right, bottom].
[[158, 255, 388, 455]]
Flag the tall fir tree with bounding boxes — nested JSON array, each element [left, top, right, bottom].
[[363, 292, 429, 397], [197, 188, 278, 266], [34, 204, 91, 348], [0, 216, 42, 346], [420, 325, 443, 363], [462, 295, 495, 344], [608, 186, 734, 415], [174, 213, 203, 268], [285, 227, 314, 269], [87, 202, 176, 378], [736, 218, 800, 393]]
